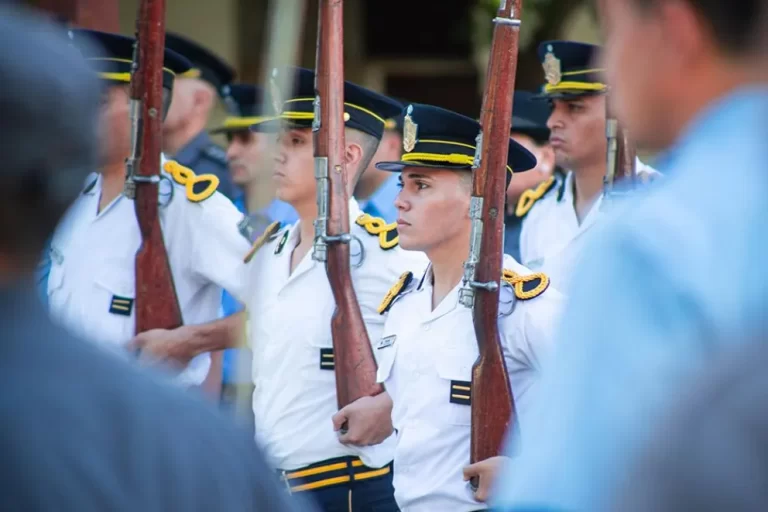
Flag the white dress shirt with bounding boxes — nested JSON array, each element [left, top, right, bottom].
[[377, 255, 563, 511], [519, 171, 602, 293], [48, 161, 251, 385], [520, 160, 661, 292], [242, 199, 428, 470]]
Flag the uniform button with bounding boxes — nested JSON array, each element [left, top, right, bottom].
[[422, 323, 431, 331]]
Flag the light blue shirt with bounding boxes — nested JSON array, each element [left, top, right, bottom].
[[493, 87, 768, 511], [263, 198, 298, 225]]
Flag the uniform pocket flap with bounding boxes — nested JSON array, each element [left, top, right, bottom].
[[375, 335, 398, 384], [94, 267, 135, 297]]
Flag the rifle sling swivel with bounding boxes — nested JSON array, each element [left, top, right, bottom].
[[131, 175, 162, 184]]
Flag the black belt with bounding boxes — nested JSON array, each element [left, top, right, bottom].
[[277, 456, 391, 493]]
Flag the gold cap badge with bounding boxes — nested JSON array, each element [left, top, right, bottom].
[[269, 68, 283, 115], [543, 45, 562, 86], [402, 105, 418, 153]]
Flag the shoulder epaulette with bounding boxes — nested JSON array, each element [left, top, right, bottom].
[[515, 176, 557, 218], [163, 160, 219, 202], [501, 269, 550, 300], [355, 213, 399, 250], [377, 271, 414, 314], [243, 221, 281, 263], [202, 143, 228, 164]]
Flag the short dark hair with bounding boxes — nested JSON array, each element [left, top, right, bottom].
[[631, 0, 764, 54], [347, 129, 380, 185]]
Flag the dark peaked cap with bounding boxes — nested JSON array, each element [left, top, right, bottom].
[[1, 6, 100, 206], [537, 40, 607, 99], [254, 66, 402, 140], [69, 29, 191, 91], [165, 32, 235, 93], [512, 90, 552, 143], [211, 84, 273, 134], [376, 103, 536, 175]]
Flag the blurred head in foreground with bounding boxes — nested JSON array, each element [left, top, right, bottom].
[[0, 6, 100, 281], [598, 0, 767, 152]]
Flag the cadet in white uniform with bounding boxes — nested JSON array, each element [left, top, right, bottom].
[[337, 103, 564, 512], [239, 67, 426, 511], [517, 41, 659, 292], [47, 30, 251, 387]]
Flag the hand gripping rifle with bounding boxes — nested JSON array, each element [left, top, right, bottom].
[[125, 0, 183, 336], [312, 0, 382, 411], [458, 0, 523, 487]]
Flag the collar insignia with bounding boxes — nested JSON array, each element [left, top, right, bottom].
[[274, 229, 289, 255]]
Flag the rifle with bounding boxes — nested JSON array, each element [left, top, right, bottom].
[[312, 0, 383, 410], [458, 0, 523, 484], [125, 0, 184, 336], [604, 99, 637, 199]]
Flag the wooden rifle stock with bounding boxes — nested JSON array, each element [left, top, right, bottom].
[[463, 0, 524, 468], [604, 100, 638, 196], [129, 0, 183, 335], [313, 0, 382, 409]]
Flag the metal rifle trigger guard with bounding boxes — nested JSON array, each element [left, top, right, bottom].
[[316, 232, 365, 267], [125, 174, 162, 200], [459, 195, 500, 308], [312, 156, 364, 264]]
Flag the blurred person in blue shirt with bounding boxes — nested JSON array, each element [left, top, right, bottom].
[[264, 196, 299, 225], [492, 0, 768, 510], [212, 84, 275, 408], [0, 8, 308, 510], [615, 339, 768, 512]]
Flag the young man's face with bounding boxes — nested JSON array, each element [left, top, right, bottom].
[[272, 127, 317, 207], [599, 0, 690, 151], [98, 85, 132, 168], [226, 130, 272, 187], [394, 167, 471, 253], [547, 95, 607, 172]]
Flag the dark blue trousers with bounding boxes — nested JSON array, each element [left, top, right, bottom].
[[280, 457, 399, 512]]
